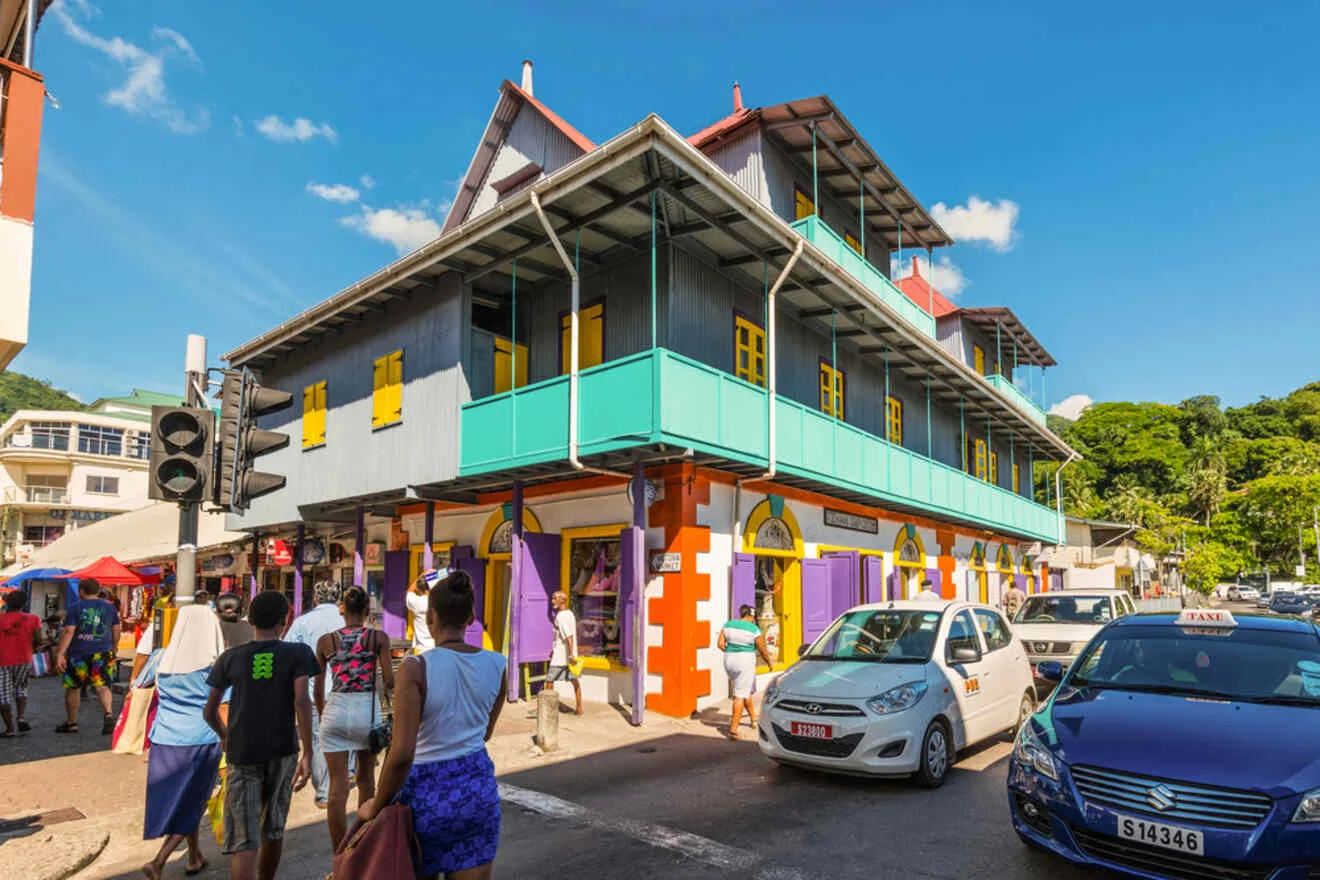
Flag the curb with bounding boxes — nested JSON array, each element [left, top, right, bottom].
[[2, 826, 110, 880]]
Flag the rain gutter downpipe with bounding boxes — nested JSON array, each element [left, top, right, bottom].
[[24, 0, 36, 67], [733, 239, 805, 545], [530, 190, 631, 480], [1054, 451, 1080, 546]]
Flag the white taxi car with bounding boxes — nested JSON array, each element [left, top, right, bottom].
[[1012, 590, 1135, 687], [758, 600, 1036, 787]]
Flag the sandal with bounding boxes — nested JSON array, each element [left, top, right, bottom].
[[101, 713, 116, 735], [17, 721, 30, 732], [55, 722, 79, 733], [184, 857, 208, 876]]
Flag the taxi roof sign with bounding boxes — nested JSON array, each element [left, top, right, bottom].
[[1176, 608, 1238, 628]]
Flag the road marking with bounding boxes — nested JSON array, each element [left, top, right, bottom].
[[499, 783, 811, 880], [957, 740, 1013, 772]]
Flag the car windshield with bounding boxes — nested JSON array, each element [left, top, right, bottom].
[[803, 608, 944, 662], [1015, 595, 1113, 625], [1068, 624, 1320, 705], [1272, 593, 1298, 603]]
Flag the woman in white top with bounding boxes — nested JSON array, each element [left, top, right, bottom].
[[361, 569, 507, 880], [407, 571, 437, 653]]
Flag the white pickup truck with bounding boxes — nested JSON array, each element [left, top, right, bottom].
[[1011, 589, 1137, 690]]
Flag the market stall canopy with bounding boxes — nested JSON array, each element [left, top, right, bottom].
[[0, 502, 249, 577], [1, 567, 71, 587], [58, 556, 145, 586]]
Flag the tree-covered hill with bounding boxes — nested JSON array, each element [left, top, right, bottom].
[[0, 371, 86, 423]]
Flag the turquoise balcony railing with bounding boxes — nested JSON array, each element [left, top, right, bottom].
[[790, 215, 937, 338], [987, 374, 1047, 426], [460, 349, 1060, 543]]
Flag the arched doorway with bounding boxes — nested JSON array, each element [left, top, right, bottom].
[[478, 505, 543, 654], [994, 544, 1014, 607], [969, 542, 989, 603], [1021, 555, 1036, 594], [743, 499, 804, 671], [892, 526, 926, 600]]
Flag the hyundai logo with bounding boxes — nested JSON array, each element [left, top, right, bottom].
[[1146, 784, 1177, 812], [804, 703, 823, 715]]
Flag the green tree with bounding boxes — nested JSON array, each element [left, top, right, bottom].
[[1234, 474, 1320, 572], [1063, 402, 1188, 496], [0, 371, 85, 423], [1178, 395, 1228, 445], [1182, 541, 1242, 595]]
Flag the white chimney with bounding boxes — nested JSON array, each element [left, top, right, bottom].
[[521, 60, 534, 95]]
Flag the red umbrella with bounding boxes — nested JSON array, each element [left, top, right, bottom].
[[57, 556, 146, 587]]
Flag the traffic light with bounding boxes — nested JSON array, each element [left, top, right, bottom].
[[215, 369, 293, 511], [148, 406, 215, 503]]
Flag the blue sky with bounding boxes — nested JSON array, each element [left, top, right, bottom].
[[15, 0, 1320, 417]]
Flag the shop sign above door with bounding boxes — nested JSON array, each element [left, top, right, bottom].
[[649, 551, 681, 573], [823, 508, 879, 534]]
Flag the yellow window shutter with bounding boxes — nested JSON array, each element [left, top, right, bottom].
[[973, 345, 985, 375], [494, 338, 512, 394], [583, 304, 603, 369], [302, 385, 316, 448], [387, 350, 403, 424], [371, 356, 387, 428]]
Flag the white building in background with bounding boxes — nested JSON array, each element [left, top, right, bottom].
[[0, 389, 183, 566]]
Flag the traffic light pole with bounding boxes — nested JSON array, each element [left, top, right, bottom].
[[176, 334, 206, 605]]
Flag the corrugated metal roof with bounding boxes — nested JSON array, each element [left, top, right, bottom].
[[960, 306, 1057, 367]]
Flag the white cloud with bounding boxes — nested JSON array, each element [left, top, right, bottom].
[[306, 182, 360, 204], [930, 196, 1019, 252], [340, 205, 442, 255], [1049, 394, 1093, 422], [232, 115, 245, 136], [254, 115, 338, 144], [891, 253, 968, 296], [67, 391, 85, 403], [358, 174, 376, 190], [51, 1, 207, 134]]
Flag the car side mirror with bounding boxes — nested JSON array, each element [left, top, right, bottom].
[[949, 645, 980, 664], [1036, 660, 1064, 682]]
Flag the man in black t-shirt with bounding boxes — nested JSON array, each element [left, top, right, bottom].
[[205, 591, 318, 880]]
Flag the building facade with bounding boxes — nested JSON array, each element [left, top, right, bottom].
[[0, 390, 183, 566], [222, 65, 1077, 717], [0, 0, 47, 368]]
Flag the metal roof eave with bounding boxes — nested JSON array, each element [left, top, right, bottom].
[[959, 306, 1057, 368]]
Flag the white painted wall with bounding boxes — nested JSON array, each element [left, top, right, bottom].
[[0, 216, 32, 368]]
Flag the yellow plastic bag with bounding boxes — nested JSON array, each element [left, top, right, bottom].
[[207, 755, 227, 848]]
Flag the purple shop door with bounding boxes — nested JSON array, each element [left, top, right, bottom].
[[888, 569, 902, 601], [822, 551, 859, 619], [382, 551, 409, 640], [1014, 574, 1027, 594], [731, 553, 755, 617], [618, 527, 644, 668], [800, 557, 831, 647], [455, 554, 486, 648], [863, 556, 885, 604], [511, 532, 560, 667], [925, 568, 943, 598]]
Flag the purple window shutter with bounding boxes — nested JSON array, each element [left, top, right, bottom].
[[800, 557, 831, 646], [512, 532, 560, 666], [381, 550, 409, 639], [731, 553, 755, 617], [455, 555, 486, 647], [888, 569, 901, 601], [451, 544, 475, 562], [823, 551, 859, 619], [925, 568, 942, 597], [1014, 573, 1027, 593], [619, 527, 644, 667], [863, 555, 884, 604]]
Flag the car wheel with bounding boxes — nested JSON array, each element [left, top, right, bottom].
[[1015, 689, 1036, 736], [914, 720, 951, 788]]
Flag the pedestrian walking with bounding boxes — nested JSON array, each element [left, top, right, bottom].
[[545, 590, 583, 716], [915, 579, 943, 602], [140, 605, 226, 880], [0, 591, 42, 736], [283, 580, 347, 809], [718, 605, 773, 741], [215, 594, 255, 650], [359, 570, 507, 880], [204, 590, 318, 880], [314, 586, 395, 851], [54, 577, 121, 735], [1003, 580, 1026, 619], [407, 571, 435, 653]]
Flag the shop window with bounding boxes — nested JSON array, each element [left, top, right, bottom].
[[819, 362, 844, 419], [493, 337, 528, 394], [794, 186, 815, 221], [78, 424, 123, 457], [1012, 463, 1021, 494], [488, 520, 514, 555], [989, 452, 999, 485], [973, 344, 986, 376], [302, 381, 327, 449], [754, 517, 795, 551], [844, 231, 862, 254], [560, 303, 604, 374], [371, 350, 404, 430], [85, 475, 119, 495], [886, 396, 903, 445], [565, 533, 622, 663], [29, 422, 71, 451], [734, 316, 766, 387], [973, 609, 1011, 652]]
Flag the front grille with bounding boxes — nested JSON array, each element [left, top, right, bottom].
[[771, 723, 863, 758], [774, 699, 866, 718], [1071, 766, 1273, 830], [1028, 641, 1073, 655], [1071, 827, 1272, 880]]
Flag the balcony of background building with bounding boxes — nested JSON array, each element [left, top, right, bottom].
[[4, 482, 68, 505], [0, 421, 151, 461]]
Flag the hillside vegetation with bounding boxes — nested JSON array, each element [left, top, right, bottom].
[[1038, 382, 1320, 591]]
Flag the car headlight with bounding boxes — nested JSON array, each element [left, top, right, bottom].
[[1014, 724, 1059, 781], [866, 681, 928, 714], [763, 677, 781, 706], [1293, 788, 1320, 823]]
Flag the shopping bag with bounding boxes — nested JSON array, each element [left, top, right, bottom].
[[31, 651, 50, 677], [332, 804, 419, 880], [111, 686, 157, 755], [207, 755, 227, 848]]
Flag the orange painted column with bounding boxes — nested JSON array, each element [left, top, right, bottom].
[[0, 61, 45, 223], [937, 530, 957, 600], [1040, 562, 1051, 593], [645, 464, 712, 717]]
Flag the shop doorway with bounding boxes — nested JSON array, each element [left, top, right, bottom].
[[892, 527, 926, 600], [993, 544, 1014, 607], [739, 498, 804, 672], [477, 505, 543, 657], [969, 543, 989, 603]]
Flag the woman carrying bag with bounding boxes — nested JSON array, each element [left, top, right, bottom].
[[350, 570, 506, 880]]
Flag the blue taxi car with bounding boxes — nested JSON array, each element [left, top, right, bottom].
[[1008, 608, 1320, 879]]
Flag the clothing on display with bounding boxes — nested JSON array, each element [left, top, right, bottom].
[[566, 537, 622, 661]]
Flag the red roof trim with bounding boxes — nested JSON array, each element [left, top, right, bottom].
[[502, 80, 596, 153], [896, 256, 959, 318], [687, 107, 759, 148]]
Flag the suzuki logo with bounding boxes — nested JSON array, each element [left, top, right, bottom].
[[804, 703, 823, 715], [1146, 785, 1177, 812]]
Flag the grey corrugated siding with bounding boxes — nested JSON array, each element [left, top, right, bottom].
[[760, 139, 880, 268], [468, 105, 585, 220], [469, 327, 496, 400], [226, 273, 467, 531], [707, 129, 766, 203]]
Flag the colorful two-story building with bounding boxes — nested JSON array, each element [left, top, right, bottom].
[[223, 63, 1077, 718]]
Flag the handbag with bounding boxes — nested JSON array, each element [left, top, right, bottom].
[[207, 755, 227, 848], [367, 631, 392, 754], [111, 686, 157, 755], [332, 803, 419, 880]]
